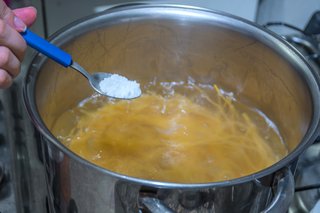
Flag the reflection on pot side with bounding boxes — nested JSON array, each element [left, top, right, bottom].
[[52, 81, 288, 183]]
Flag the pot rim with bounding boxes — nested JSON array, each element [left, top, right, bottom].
[[23, 3, 320, 188]]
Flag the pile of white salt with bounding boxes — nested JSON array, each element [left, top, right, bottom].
[[99, 74, 141, 99]]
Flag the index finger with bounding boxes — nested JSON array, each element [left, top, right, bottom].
[[0, 19, 26, 60]]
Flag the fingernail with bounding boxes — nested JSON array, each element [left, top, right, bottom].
[[14, 16, 26, 32]]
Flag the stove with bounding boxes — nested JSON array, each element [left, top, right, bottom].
[[289, 142, 320, 212], [1, 1, 320, 213], [0, 79, 47, 213], [262, 10, 320, 213]]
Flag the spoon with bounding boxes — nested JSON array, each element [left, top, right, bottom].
[[20, 29, 141, 99]]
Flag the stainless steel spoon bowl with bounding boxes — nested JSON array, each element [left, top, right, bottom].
[[70, 62, 141, 99]]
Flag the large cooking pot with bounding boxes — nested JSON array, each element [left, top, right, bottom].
[[23, 4, 320, 213]]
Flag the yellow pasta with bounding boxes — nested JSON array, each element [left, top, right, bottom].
[[53, 83, 288, 183]]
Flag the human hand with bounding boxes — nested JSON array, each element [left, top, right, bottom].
[[0, 1, 36, 88]]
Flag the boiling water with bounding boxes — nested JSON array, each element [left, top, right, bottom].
[[52, 81, 288, 183]]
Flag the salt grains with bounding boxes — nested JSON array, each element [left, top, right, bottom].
[[99, 74, 141, 99]]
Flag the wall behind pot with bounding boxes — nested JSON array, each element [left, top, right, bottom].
[[43, 0, 258, 36]]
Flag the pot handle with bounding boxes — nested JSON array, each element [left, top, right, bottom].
[[261, 167, 295, 213], [139, 168, 294, 213], [139, 197, 175, 213]]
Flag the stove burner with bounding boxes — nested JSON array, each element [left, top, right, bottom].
[[289, 143, 320, 212]]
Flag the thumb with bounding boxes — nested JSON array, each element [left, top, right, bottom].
[[13, 7, 37, 27]]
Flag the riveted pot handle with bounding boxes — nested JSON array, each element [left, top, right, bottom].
[[261, 167, 294, 213]]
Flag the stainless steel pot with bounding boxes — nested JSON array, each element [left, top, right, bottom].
[[23, 4, 320, 213]]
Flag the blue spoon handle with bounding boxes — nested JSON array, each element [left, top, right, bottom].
[[20, 29, 73, 67]]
